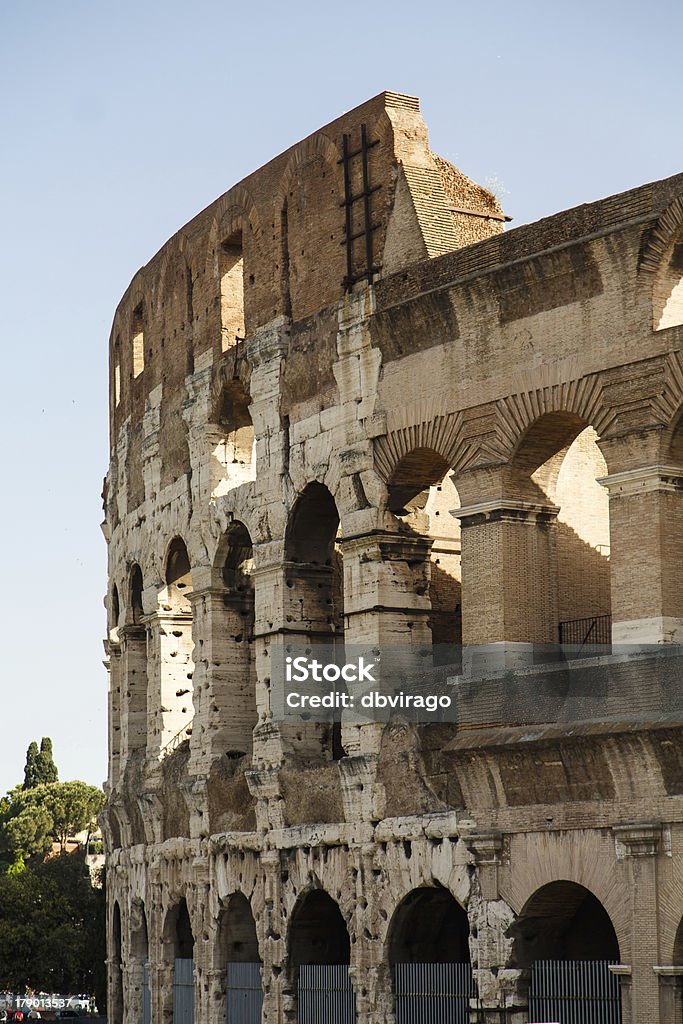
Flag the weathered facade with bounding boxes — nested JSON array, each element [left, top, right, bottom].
[[102, 91, 683, 1023]]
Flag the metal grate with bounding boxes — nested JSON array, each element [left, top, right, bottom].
[[529, 960, 622, 1024], [394, 962, 475, 1024], [298, 964, 355, 1024], [339, 125, 381, 290], [173, 958, 195, 1024], [226, 962, 263, 1024], [559, 614, 612, 650]]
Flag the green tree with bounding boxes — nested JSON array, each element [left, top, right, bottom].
[[42, 781, 105, 850], [22, 741, 40, 790], [35, 736, 58, 785], [0, 853, 105, 996], [0, 781, 105, 862]]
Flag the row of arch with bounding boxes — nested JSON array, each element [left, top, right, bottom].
[[109, 878, 630, 1023], [110, 409, 620, 770]]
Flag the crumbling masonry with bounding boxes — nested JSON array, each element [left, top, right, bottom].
[[103, 92, 683, 1023]]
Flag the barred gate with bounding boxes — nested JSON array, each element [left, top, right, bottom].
[[298, 964, 355, 1024], [173, 958, 195, 1024], [226, 962, 263, 1024], [529, 960, 621, 1024], [142, 961, 151, 1024], [394, 963, 475, 1024]]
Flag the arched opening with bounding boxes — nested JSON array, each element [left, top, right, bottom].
[[654, 236, 683, 330], [122, 564, 148, 756], [284, 483, 345, 760], [131, 901, 151, 1024], [132, 302, 145, 378], [209, 523, 256, 757], [130, 564, 144, 624], [388, 449, 462, 663], [389, 887, 472, 1023], [496, 412, 611, 649], [111, 585, 120, 630], [110, 902, 124, 1024], [289, 890, 354, 1023], [165, 899, 195, 1024], [515, 881, 621, 1024], [157, 539, 195, 753], [212, 380, 255, 496], [219, 231, 245, 351], [217, 893, 262, 1023]]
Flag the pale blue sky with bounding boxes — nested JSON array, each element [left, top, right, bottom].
[[1, 0, 681, 795]]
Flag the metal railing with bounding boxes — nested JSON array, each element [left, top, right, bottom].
[[559, 614, 612, 651], [173, 958, 194, 1024], [226, 963, 263, 1024], [298, 964, 355, 1024], [394, 963, 475, 1024], [529, 960, 621, 1024]]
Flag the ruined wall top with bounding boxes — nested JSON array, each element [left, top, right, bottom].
[[108, 91, 505, 442]]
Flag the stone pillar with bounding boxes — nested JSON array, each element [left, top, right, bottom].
[[122, 957, 145, 1024], [599, 466, 683, 643], [119, 624, 148, 762], [454, 498, 560, 654], [106, 639, 122, 786], [609, 965, 633, 1024], [613, 823, 662, 1023], [188, 586, 255, 773], [146, 610, 195, 759], [653, 966, 683, 1024], [106, 955, 124, 1024], [340, 530, 433, 762]]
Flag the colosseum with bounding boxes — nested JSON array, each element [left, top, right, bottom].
[[102, 91, 683, 1024]]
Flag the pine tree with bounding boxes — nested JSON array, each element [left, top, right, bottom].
[[22, 742, 39, 790], [35, 738, 58, 786]]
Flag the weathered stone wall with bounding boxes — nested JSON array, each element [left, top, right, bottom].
[[103, 92, 683, 1022]]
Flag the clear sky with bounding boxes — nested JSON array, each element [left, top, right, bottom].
[[1, 0, 681, 796]]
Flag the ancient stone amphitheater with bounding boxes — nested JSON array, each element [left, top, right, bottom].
[[102, 92, 683, 1024]]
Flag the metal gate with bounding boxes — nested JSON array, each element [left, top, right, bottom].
[[226, 962, 263, 1023], [298, 964, 355, 1024], [142, 961, 151, 1024], [529, 960, 621, 1024], [173, 958, 195, 1024], [394, 963, 475, 1024]]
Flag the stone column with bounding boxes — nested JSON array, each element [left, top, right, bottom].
[[653, 966, 683, 1024], [340, 530, 433, 757], [613, 823, 662, 1023], [188, 586, 256, 773], [454, 498, 560, 665], [146, 610, 195, 759], [119, 624, 148, 763], [122, 957, 145, 1024], [106, 639, 122, 786], [599, 466, 683, 643]]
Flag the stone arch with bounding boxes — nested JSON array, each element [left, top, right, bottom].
[[111, 583, 120, 631], [509, 880, 620, 966], [388, 885, 470, 966], [200, 521, 256, 760], [156, 537, 195, 752], [216, 891, 261, 965], [284, 483, 345, 760], [288, 887, 351, 975], [129, 563, 145, 624], [163, 896, 195, 959], [384, 447, 462, 655], [208, 375, 255, 496], [374, 413, 464, 486], [121, 562, 148, 758], [639, 196, 683, 330]]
